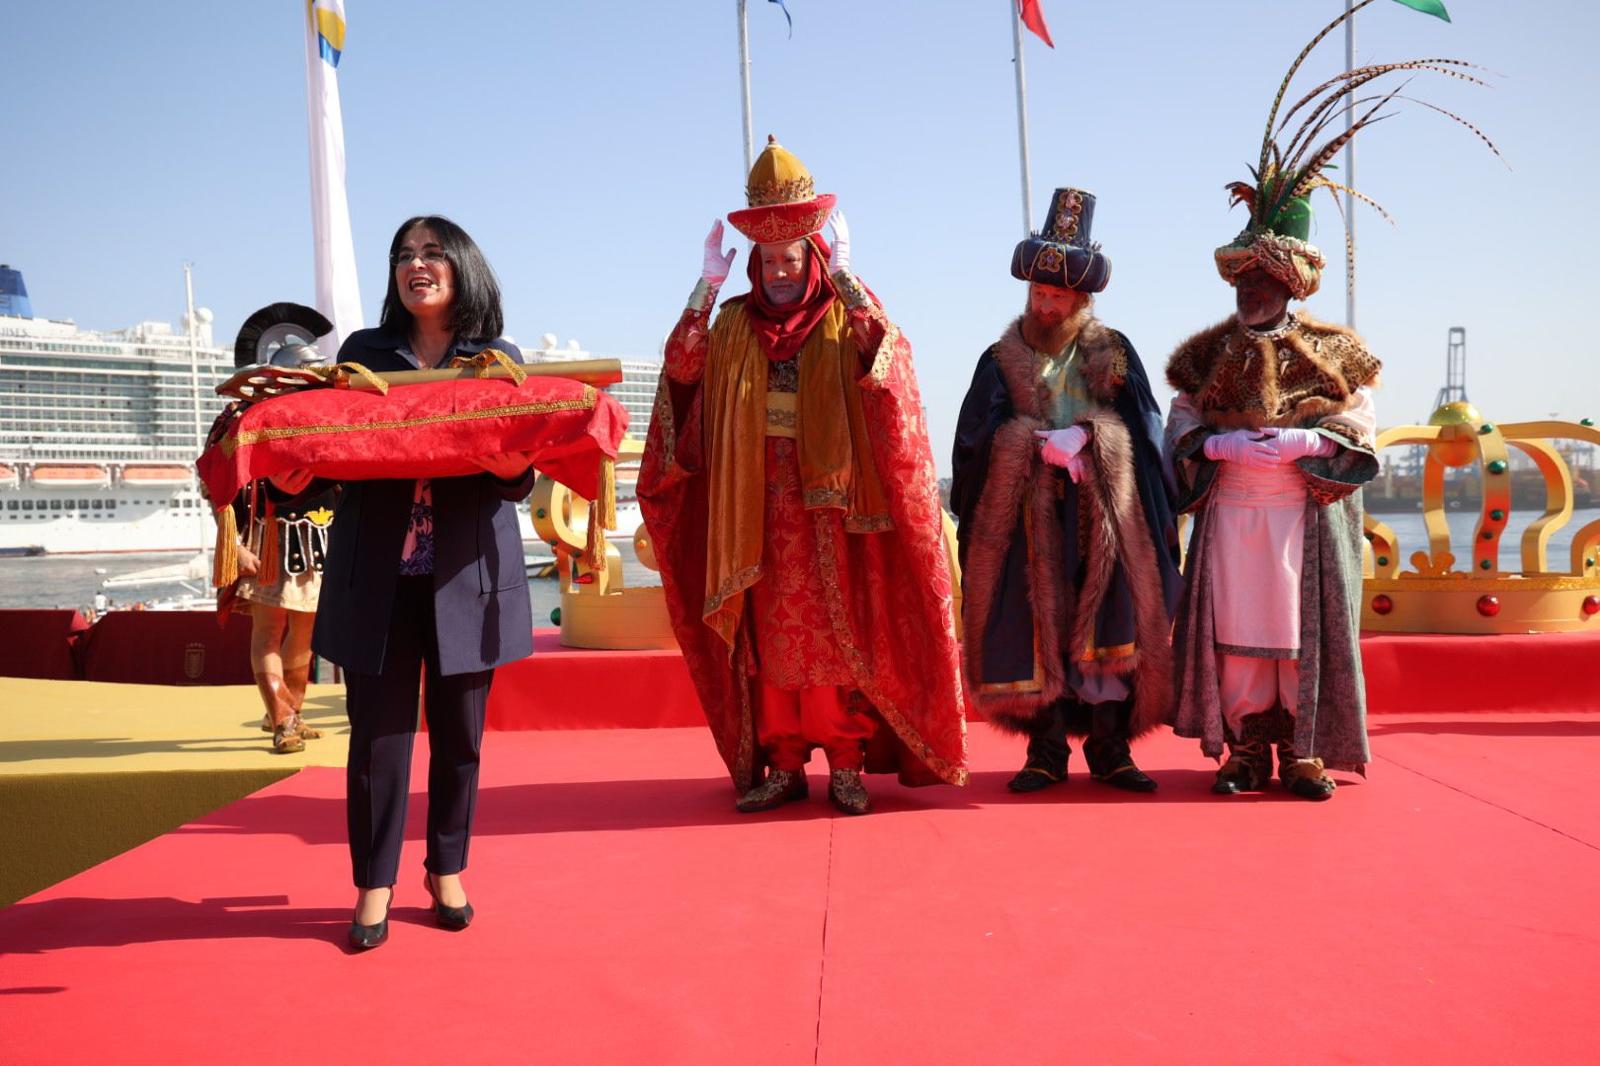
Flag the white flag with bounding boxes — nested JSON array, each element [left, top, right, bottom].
[[304, 0, 363, 355]]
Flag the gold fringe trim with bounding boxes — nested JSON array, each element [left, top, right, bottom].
[[212, 504, 239, 587]]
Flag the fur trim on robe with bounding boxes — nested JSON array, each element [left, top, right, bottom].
[[960, 317, 1173, 738], [1165, 313, 1381, 431]]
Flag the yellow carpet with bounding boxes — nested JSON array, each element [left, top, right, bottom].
[[0, 678, 349, 905]]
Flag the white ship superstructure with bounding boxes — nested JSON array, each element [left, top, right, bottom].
[[0, 265, 231, 554], [0, 265, 663, 557]]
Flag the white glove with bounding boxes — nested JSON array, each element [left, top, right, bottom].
[[1203, 429, 1281, 468], [827, 210, 851, 275], [701, 219, 736, 285], [1033, 425, 1089, 469], [1269, 427, 1338, 461]]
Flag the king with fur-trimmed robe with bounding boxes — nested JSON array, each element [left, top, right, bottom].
[[952, 187, 1182, 793]]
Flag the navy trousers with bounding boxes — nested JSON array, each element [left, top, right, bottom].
[[345, 575, 493, 888]]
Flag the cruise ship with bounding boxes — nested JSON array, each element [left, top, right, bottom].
[[0, 265, 657, 556], [0, 264, 232, 555]]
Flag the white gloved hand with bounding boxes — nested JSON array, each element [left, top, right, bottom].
[[1065, 451, 1090, 484], [827, 210, 851, 275], [1033, 425, 1090, 469], [1203, 428, 1281, 468], [701, 219, 736, 285], [1269, 427, 1338, 462]]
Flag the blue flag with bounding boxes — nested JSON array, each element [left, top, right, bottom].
[[769, 0, 793, 37]]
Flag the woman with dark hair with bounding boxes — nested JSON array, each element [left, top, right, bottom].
[[272, 215, 533, 950]]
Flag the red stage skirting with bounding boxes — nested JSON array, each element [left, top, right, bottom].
[[0, 609, 89, 680], [484, 628, 1600, 727], [77, 610, 253, 686], [12, 615, 1599, 717], [487, 630, 701, 729], [1361, 628, 1600, 715]]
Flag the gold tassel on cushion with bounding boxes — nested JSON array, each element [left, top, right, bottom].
[[212, 505, 239, 588], [595, 455, 617, 532], [257, 499, 281, 586], [583, 456, 617, 569]]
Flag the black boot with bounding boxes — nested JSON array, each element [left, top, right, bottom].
[[1084, 701, 1157, 793], [1008, 702, 1070, 793], [1212, 713, 1275, 795]]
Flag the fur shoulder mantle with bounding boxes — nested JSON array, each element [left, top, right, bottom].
[[991, 316, 1128, 420], [1164, 312, 1381, 430]]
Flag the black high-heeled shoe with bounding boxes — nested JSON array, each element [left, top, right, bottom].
[[424, 871, 474, 931], [348, 888, 392, 951]]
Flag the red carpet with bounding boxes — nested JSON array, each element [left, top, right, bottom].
[[3, 720, 1597, 1064]]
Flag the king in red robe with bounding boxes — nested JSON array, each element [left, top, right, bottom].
[[639, 137, 967, 814]]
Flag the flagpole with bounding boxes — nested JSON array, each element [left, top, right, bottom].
[[304, 1, 364, 357], [737, 0, 756, 177], [1344, 0, 1357, 329], [1011, 1, 1034, 235]]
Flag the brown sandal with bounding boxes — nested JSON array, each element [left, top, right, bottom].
[[272, 716, 307, 755]]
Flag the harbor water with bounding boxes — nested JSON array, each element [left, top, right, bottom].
[[2, 507, 1595, 617]]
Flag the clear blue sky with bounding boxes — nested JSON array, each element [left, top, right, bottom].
[[4, 1, 1596, 474]]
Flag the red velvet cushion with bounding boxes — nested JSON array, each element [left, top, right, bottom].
[[197, 377, 627, 505]]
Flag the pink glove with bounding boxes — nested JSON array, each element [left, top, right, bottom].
[[1033, 425, 1089, 469], [1203, 429, 1280, 468], [1065, 452, 1090, 484], [1270, 427, 1338, 461]]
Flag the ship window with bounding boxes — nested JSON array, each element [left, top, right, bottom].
[[92, 500, 103, 510], [50, 499, 62, 510], [108, 500, 117, 510], [5, 501, 15, 511], [78, 499, 89, 510], [21, 500, 32, 511]]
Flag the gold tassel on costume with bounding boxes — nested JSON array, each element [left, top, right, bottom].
[[212, 505, 239, 587]]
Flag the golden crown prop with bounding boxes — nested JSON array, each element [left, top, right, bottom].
[[1362, 402, 1600, 633]]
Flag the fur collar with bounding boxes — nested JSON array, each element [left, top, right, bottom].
[[993, 315, 1129, 421], [1165, 312, 1380, 431]]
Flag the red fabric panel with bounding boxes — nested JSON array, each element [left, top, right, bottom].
[[1361, 629, 1600, 715], [78, 610, 253, 686], [197, 377, 627, 506], [0, 609, 89, 680]]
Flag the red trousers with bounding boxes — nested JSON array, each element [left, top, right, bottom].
[[757, 682, 876, 771]]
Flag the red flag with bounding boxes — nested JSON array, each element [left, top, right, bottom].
[[1017, 0, 1054, 48]]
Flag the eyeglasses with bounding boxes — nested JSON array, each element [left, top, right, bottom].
[[391, 249, 449, 267]]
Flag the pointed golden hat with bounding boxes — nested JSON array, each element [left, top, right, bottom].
[[727, 136, 836, 244]]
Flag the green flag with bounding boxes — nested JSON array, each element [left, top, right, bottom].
[[1391, 0, 1451, 22]]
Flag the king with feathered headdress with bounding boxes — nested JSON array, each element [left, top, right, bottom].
[[1163, 0, 1503, 801]]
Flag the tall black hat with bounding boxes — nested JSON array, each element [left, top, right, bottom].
[[1011, 187, 1111, 293], [232, 302, 333, 368]]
